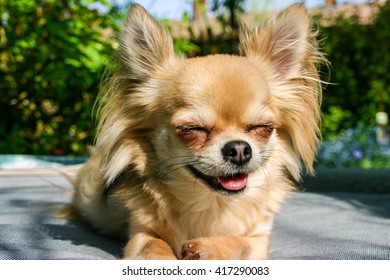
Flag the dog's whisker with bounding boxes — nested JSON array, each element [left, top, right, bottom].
[[154, 157, 210, 179]]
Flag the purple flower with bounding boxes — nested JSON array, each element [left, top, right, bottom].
[[353, 150, 363, 160]]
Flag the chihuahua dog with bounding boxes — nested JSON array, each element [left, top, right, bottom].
[[71, 3, 325, 259]]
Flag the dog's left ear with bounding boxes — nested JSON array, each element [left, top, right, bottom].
[[240, 4, 325, 175], [240, 4, 314, 78]]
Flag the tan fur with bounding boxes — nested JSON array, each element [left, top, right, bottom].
[[70, 4, 326, 259]]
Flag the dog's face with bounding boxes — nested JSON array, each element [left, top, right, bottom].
[[152, 55, 278, 195], [98, 4, 324, 196]]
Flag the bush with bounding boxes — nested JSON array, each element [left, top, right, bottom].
[[0, 0, 119, 155], [318, 2, 390, 140]]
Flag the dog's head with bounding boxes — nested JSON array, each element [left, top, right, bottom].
[[97, 4, 325, 196]]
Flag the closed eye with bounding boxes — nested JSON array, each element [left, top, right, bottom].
[[246, 123, 274, 138], [175, 125, 210, 141], [176, 125, 209, 133]]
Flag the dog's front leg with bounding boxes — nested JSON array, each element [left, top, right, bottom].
[[181, 235, 269, 260], [123, 232, 177, 260]]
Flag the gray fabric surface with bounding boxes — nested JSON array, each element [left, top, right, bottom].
[[269, 192, 390, 259], [0, 174, 123, 260], [0, 172, 389, 260]]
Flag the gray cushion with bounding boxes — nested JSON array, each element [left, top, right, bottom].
[[0, 171, 389, 260], [270, 192, 390, 259], [0, 174, 122, 259]]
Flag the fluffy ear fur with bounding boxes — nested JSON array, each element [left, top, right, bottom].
[[240, 4, 326, 174], [94, 4, 176, 185], [120, 4, 175, 79]]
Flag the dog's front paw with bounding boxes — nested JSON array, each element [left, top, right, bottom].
[[181, 242, 202, 260], [181, 240, 218, 260]]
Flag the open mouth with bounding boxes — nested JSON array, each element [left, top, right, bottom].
[[186, 165, 248, 195]]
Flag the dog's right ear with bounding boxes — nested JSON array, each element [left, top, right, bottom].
[[120, 4, 175, 80]]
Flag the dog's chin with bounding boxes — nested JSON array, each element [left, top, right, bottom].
[[186, 165, 248, 196]]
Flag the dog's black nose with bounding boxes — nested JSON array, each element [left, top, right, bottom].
[[221, 141, 252, 166]]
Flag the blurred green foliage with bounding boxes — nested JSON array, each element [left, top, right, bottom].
[[211, 0, 245, 30], [0, 0, 121, 155], [1, 0, 390, 155], [318, 2, 390, 139]]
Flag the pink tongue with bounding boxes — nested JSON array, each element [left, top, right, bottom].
[[217, 174, 248, 191]]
